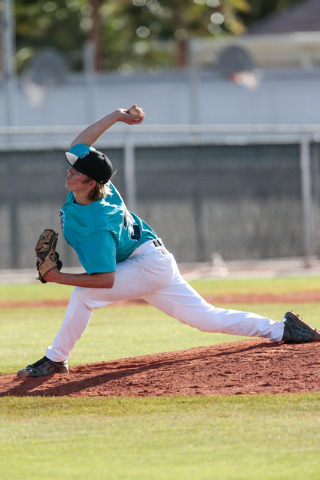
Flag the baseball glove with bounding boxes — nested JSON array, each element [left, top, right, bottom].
[[35, 229, 63, 284]]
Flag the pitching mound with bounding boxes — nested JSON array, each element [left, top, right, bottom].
[[1, 339, 320, 397]]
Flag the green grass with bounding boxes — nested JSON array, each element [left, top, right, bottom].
[[1, 275, 320, 303], [1, 276, 319, 374], [190, 276, 320, 297], [2, 303, 320, 375], [1, 279, 320, 479], [1, 395, 320, 480], [1, 277, 320, 374], [0, 282, 74, 303]]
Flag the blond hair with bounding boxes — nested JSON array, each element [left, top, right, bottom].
[[83, 176, 112, 202]]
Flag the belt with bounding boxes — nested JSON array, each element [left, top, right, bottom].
[[153, 238, 163, 247]]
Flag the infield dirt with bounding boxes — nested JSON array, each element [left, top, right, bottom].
[[1, 339, 319, 398]]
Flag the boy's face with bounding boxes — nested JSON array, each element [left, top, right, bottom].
[[65, 167, 88, 193]]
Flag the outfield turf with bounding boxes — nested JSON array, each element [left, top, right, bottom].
[[1, 275, 320, 303], [1, 302, 320, 374], [1, 395, 320, 480], [191, 276, 320, 297], [1, 279, 320, 374], [1, 278, 320, 479]]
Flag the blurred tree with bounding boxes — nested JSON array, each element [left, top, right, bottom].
[[100, 0, 250, 70], [14, 0, 250, 72], [15, 0, 87, 72], [14, 0, 301, 73]]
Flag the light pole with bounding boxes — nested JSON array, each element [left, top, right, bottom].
[[2, 0, 17, 127]]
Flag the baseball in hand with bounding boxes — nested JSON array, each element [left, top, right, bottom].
[[129, 106, 143, 115]]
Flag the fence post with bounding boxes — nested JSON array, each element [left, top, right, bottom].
[[10, 202, 19, 268], [3, 0, 18, 130], [124, 130, 136, 212], [300, 136, 313, 267]]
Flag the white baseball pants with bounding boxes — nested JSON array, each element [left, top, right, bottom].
[[46, 240, 285, 362]]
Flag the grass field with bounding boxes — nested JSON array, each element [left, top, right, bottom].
[[1, 277, 320, 479], [1, 275, 320, 303], [1, 395, 320, 480]]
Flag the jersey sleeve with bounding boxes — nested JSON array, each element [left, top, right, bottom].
[[69, 143, 97, 157], [75, 231, 117, 274]]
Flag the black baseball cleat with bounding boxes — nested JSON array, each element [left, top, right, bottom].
[[282, 311, 320, 344], [17, 356, 69, 378]]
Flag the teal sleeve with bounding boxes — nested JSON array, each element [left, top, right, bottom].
[[69, 144, 94, 157], [75, 231, 117, 274]]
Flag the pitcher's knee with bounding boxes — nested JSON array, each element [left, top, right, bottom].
[[70, 287, 93, 310]]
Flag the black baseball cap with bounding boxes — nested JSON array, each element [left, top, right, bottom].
[[65, 148, 113, 184]]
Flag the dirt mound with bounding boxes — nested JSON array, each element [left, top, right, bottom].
[[1, 339, 320, 397]]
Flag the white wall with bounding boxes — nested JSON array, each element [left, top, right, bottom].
[[1, 68, 320, 127]]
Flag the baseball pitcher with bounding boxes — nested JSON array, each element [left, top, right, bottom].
[[17, 106, 320, 378]]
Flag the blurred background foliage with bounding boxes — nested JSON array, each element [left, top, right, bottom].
[[13, 0, 302, 73]]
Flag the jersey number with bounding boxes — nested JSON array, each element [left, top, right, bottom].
[[123, 209, 141, 241]]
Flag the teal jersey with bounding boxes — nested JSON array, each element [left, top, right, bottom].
[[59, 182, 157, 274]]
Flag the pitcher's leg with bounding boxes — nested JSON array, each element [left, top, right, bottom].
[[46, 247, 176, 362], [46, 287, 104, 362], [142, 274, 284, 342]]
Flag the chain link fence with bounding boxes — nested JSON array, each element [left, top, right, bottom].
[[0, 126, 320, 269]]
